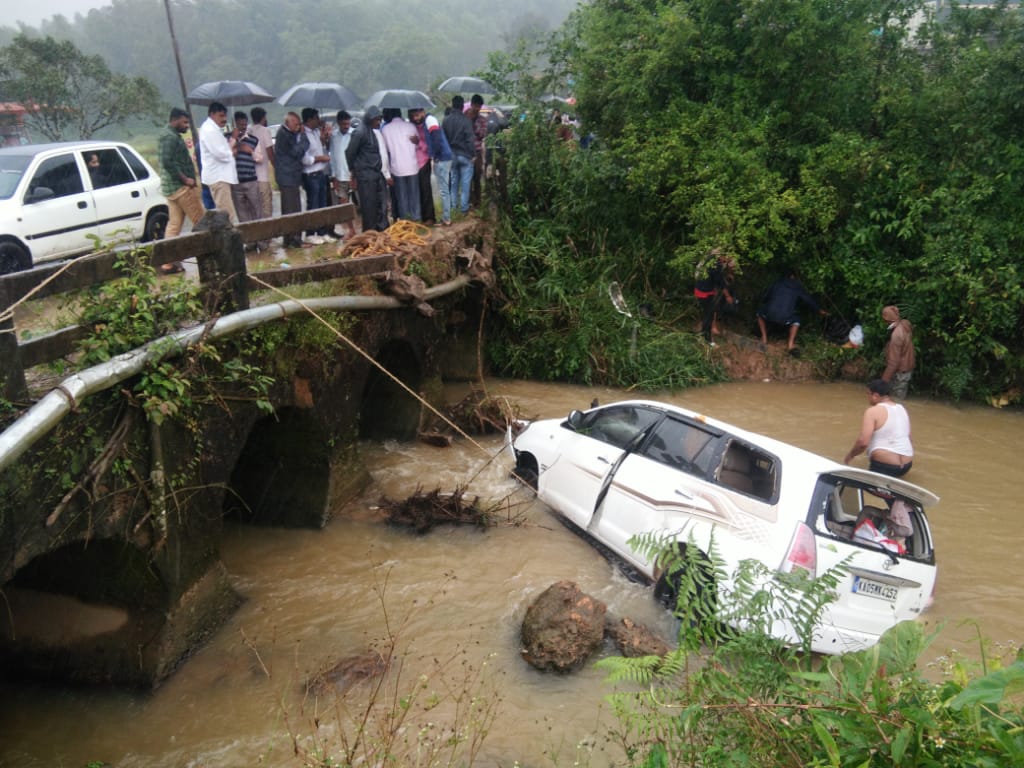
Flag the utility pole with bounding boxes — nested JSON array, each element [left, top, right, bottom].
[[163, 0, 201, 162]]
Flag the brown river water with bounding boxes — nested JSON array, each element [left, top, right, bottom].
[[1, 379, 1021, 767]]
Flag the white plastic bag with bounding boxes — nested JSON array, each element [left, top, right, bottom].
[[848, 324, 864, 347]]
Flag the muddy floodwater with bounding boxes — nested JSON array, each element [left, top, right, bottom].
[[1, 379, 1021, 767]]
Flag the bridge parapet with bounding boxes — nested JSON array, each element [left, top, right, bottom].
[[0, 217, 494, 688]]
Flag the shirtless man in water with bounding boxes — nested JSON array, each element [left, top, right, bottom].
[[843, 379, 914, 477]]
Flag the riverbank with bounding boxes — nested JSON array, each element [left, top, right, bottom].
[[711, 327, 871, 385]]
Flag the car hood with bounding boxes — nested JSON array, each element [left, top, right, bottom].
[[824, 467, 939, 507]]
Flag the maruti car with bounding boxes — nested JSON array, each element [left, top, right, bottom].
[[0, 141, 168, 274], [510, 399, 939, 654]]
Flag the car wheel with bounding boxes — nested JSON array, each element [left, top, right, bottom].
[[0, 241, 30, 275], [143, 210, 169, 242], [512, 458, 538, 491], [654, 546, 717, 621]]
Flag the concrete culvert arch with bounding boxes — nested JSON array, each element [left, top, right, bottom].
[[359, 340, 423, 441], [0, 539, 169, 687]]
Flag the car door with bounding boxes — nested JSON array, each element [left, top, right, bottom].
[[810, 471, 938, 648], [85, 148, 149, 243], [539, 404, 661, 530], [18, 152, 98, 262], [591, 415, 723, 574]]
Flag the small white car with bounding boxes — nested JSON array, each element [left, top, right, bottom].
[[510, 399, 939, 655], [0, 141, 168, 274]]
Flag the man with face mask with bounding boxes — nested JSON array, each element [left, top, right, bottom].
[[345, 105, 392, 232]]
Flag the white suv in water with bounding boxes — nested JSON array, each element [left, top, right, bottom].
[[0, 141, 168, 274], [510, 399, 939, 655]]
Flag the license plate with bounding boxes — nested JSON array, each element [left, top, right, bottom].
[[852, 576, 898, 602]]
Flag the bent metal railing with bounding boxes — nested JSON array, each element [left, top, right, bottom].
[[0, 203, 472, 472]]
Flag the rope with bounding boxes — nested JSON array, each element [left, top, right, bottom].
[[340, 220, 433, 259], [247, 274, 497, 458]]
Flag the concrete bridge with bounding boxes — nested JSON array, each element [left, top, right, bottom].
[[0, 213, 493, 688]]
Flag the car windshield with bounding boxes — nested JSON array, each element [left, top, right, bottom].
[[0, 155, 32, 200]]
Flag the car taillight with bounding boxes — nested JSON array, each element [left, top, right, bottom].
[[781, 522, 817, 576]]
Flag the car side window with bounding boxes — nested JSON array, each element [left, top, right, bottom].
[[715, 441, 778, 502], [83, 149, 134, 189], [580, 405, 660, 449], [26, 154, 84, 201], [638, 417, 716, 477]]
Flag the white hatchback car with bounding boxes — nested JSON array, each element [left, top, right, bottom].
[[0, 141, 168, 274], [510, 399, 939, 655]]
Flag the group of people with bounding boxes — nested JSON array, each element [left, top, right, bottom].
[[693, 249, 918, 478], [156, 95, 492, 254]]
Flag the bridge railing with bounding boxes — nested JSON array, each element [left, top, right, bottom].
[[0, 204, 400, 402]]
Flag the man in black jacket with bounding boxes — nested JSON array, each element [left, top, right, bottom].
[[345, 105, 391, 232], [442, 96, 475, 216], [274, 112, 310, 247]]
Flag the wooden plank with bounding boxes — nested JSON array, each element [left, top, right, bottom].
[[247, 254, 398, 289], [236, 204, 356, 243], [18, 326, 89, 369]]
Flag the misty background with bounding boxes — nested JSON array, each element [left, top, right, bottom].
[[1, 0, 577, 121]]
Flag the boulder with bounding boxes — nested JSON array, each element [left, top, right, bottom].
[[604, 616, 672, 658], [521, 581, 606, 672]]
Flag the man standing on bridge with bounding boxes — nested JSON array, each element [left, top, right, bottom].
[[346, 105, 392, 232]]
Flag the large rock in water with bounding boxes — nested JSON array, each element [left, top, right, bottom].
[[521, 581, 607, 672]]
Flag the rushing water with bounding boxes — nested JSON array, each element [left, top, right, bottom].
[[1, 379, 1022, 767]]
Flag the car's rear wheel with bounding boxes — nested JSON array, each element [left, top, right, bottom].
[[0, 241, 30, 275], [654, 545, 718, 623], [143, 209, 169, 242]]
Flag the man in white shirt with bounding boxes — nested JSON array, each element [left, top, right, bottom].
[[301, 107, 333, 243], [329, 110, 358, 239], [380, 108, 421, 221], [198, 101, 238, 222]]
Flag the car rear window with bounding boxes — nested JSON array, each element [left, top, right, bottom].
[[0, 155, 32, 199]]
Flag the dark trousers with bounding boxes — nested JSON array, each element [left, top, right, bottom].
[[280, 185, 303, 246], [301, 171, 329, 235], [417, 162, 435, 223], [699, 294, 721, 342], [355, 171, 389, 232]]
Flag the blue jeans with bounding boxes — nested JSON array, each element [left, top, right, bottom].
[[434, 160, 452, 222], [450, 154, 473, 215]]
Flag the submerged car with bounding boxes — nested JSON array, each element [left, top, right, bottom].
[[0, 141, 168, 274], [510, 399, 939, 655]]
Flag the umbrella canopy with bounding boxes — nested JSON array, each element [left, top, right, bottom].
[[187, 80, 275, 106], [437, 76, 497, 95], [277, 82, 361, 111], [364, 89, 435, 111]]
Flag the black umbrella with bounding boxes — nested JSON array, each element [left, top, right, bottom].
[[364, 89, 435, 111], [277, 82, 361, 111], [186, 80, 275, 106], [437, 76, 497, 95]]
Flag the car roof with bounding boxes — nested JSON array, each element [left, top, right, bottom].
[[0, 141, 135, 157], [589, 399, 940, 507]]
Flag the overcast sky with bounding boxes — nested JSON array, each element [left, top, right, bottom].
[[10, 0, 111, 28]]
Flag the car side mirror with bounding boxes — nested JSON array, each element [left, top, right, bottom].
[[25, 186, 55, 203], [567, 410, 584, 430]]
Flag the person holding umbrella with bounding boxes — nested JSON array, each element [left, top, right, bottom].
[[345, 105, 392, 232]]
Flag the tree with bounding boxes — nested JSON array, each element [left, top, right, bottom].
[[0, 34, 161, 141]]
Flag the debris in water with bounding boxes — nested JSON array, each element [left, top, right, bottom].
[[381, 485, 522, 533]]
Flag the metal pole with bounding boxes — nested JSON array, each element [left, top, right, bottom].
[[163, 0, 200, 161]]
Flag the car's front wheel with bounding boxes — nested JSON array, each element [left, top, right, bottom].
[[512, 456, 538, 491], [0, 241, 30, 275], [142, 209, 169, 242]]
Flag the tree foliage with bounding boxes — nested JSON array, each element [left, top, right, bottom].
[[0, 33, 161, 140], [485, 0, 1024, 403]]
